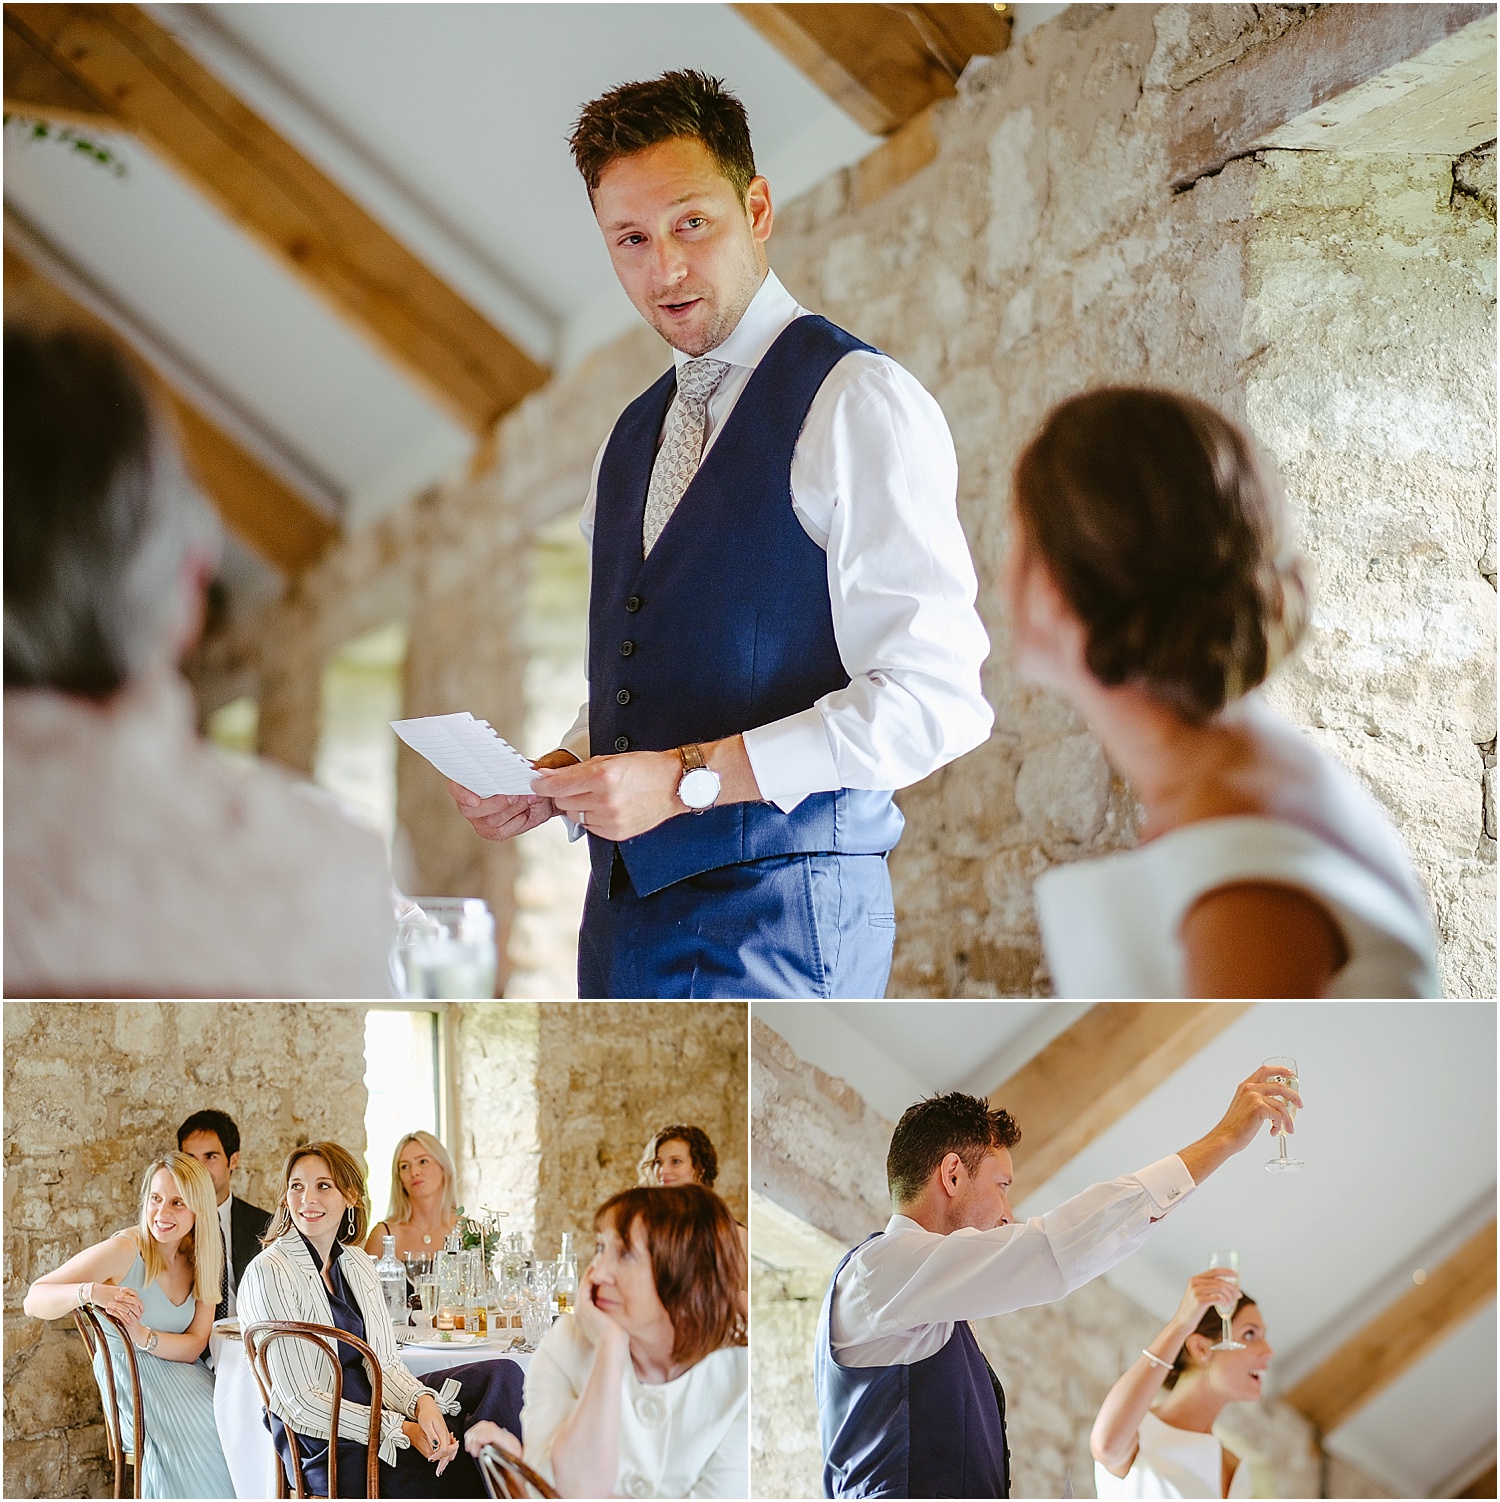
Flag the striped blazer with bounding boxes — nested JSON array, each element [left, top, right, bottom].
[[238, 1233, 459, 1466]]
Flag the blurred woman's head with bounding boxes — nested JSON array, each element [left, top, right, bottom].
[[1167, 1293, 1272, 1403], [3, 321, 221, 700], [263, 1141, 370, 1249], [591, 1185, 745, 1365], [637, 1124, 719, 1188], [387, 1130, 458, 1222], [1005, 387, 1311, 722], [136, 1151, 222, 1303]]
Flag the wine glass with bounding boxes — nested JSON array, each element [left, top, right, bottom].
[[415, 1276, 438, 1328], [1263, 1055, 1304, 1172], [1208, 1250, 1244, 1351]]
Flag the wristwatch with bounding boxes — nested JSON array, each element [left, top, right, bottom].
[[676, 744, 721, 813], [142, 1328, 159, 1353]]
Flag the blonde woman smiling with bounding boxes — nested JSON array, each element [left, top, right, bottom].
[[366, 1131, 461, 1261], [24, 1152, 234, 1498]]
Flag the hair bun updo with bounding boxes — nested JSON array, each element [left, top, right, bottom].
[[1013, 388, 1311, 721]]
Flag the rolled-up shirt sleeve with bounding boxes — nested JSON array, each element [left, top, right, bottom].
[[742, 354, 993, 811], [833, 1156, 1195, 1363]]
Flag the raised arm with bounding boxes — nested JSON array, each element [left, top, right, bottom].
[[527, 1267, 629, 1498], [1090, 1270, 1236, 1476], [1175, 1064, 1301, 1186]]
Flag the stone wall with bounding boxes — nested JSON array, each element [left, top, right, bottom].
[[2, 1001, 368, 1500], [1244, 148, 1497, 997], [533, 1002, 748, 1256], [451, 1002, 541, 1242]]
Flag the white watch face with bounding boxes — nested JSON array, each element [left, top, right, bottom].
[[679, 765, 721, 810]]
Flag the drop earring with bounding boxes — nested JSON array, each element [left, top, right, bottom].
[[345, 1207, 356, 1241]]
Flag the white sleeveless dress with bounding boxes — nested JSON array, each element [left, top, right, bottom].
[[1095, 1410, 1253, 1499], [1034, 816, 1439, 997]]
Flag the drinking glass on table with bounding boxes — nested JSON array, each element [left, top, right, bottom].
[[1207, 1250, 1244, 1351], [415, 1275, 438, 1327], [397, 898, 498, 999], [520, 1290, 552, 1352], [1263, 1055, 1304, 1172]]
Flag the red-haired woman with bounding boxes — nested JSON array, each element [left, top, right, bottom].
[[466, 1185, 747, 1498]]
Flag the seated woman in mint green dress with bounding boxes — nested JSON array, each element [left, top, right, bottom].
[[24, 1151, 234, 1499]]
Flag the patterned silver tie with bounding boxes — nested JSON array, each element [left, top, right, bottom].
[[642, 358, 730, 556]]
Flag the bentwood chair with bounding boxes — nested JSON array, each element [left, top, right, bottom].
[[243, 1320, 384, 1499], [477, 1443, 561, 1500], [72, 1305, 145, 1499]]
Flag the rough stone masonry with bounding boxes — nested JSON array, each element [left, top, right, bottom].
[[192, 4, 1494, 995]]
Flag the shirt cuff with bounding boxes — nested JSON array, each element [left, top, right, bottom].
[[742, 708, 841, 813], [1134, 1155, 1198, 1215]]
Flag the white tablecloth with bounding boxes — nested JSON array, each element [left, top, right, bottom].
[[212, 1326, 532, 1499]]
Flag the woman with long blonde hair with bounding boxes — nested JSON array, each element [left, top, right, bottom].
[[366, 1130, 460, 1260], [24, 1150, 234, 1497]]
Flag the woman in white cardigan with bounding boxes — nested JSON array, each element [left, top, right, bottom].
[[239, 1141, 522, 1498]]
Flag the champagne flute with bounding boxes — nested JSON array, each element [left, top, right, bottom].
[[1263, 1055, 1304, 1172], [1208, 1250, 1244, 1350]]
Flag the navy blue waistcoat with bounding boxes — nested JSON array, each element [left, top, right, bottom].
[[587, 314, 905, 897], [816, 1235, 1010, 1499]]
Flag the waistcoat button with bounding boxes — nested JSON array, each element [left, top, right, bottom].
[[625, 594, 642, 612], [620, 640, 634, 657], [616, 688, 631, 706], [614, 735, 630, 752]]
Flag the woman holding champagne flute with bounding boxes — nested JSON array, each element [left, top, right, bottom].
[[1091, 1266, 1272, 1498]]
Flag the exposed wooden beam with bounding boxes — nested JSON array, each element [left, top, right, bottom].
[[734, 4, 1010, 136], [4, 7, 113, 125], [5, 3, 549, 433], [1169, 3, 1494, 188], [1454, 1461, 1497, 1500], [5, 241, 337, 574], [1283, 1220, 1497, 1435], [989, 1003, 1252, 1201]]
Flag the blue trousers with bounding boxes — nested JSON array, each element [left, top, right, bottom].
[[578, 852, 895, 998]]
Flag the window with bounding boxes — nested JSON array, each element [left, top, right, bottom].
[[315, 620, 407, 844], [363, 1007, 445, 1227]]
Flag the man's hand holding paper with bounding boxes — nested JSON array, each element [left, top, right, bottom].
[[449, 749, 579, 843]]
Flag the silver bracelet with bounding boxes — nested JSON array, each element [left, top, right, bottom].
[[1141, 1347, 1174, 1371]]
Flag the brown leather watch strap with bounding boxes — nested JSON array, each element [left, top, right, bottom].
[[678, 743, 707, 772]]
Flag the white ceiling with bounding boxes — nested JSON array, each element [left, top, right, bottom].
[[754, 1001, 1498, 1498], [3, 3, 879, 570]]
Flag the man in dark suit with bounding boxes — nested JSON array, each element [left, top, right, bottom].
[[177, 1108, 272, 1320]]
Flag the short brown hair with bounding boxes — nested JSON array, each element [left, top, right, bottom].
[[887, 1092, 1021, 1206], [638, 1123, 720, 1188], [594, 1185, 745, 1367], [569, 70, 756, 201], [262, 1141, 370, 1249], [1013, 387, 1311, 722]]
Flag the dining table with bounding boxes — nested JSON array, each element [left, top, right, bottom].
[[211, 1322, 533, 1500]]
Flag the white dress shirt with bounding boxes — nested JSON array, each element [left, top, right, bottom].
[[561, 269, 993, 812], [830, 1156, 1197, 1368], [218, 1196, 236, 1316], [522, 1312, 749, 1499]]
